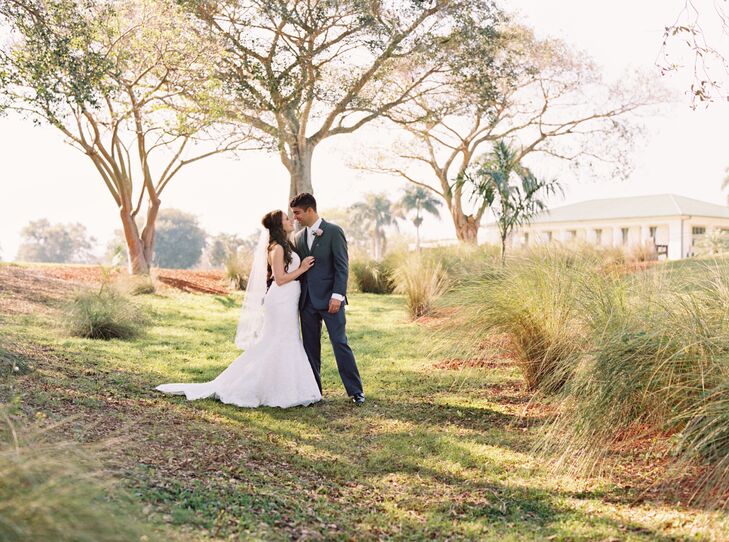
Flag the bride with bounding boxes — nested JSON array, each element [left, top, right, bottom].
[[155, 210, 322, 408]]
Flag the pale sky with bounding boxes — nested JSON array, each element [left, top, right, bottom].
[[2, 0, 729, 260]]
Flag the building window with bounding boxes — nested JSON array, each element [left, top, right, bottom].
[[545, 231, 553, 242], [594, 229, 602, 244], [621, 227, 629, 245], [567, 230, 577, 242], [692, 226, 706, 236], [649, 226, 657, 239]]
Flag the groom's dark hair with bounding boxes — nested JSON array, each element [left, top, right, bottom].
[[289, 192, 317, 212]]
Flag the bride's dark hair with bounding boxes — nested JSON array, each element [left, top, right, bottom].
[[261, 210, 295, 285]]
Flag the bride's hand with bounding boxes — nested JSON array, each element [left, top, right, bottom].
[[300, 256, 315, 272]]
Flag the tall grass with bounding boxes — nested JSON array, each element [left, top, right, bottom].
[[393, 256, 448, 319], [439, 249, 593, 392], [0, 411, 145, 542], [439, 247, 729, 505], [350, 259, 395, 294], [225, 252, 250, 290]]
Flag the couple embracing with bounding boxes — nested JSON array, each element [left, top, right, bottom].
[[156, 193, 365, 408]]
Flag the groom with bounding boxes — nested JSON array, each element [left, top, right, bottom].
[[290, 193, 365, 405]]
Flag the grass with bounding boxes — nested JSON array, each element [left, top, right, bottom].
[[1, 265, 728, 540]]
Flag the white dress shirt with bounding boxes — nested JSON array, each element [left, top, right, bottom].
[[307, 218, 344, 302]]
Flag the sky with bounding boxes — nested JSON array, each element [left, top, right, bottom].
[[2, 0, 729, 260]]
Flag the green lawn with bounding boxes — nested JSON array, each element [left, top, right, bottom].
[[1, 270, 728, 541]]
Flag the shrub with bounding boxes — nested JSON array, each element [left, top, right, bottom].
[[394, 256, 449, 319], [65, 286, 146, 340], [0, 412, 145, 542], [351, 259, 395, 294]]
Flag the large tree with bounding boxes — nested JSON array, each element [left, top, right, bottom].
[[16, 219, 96, 263], [368, 24, 658, 243], [180, 0, 500, 198], [0, 0, 256, 274]]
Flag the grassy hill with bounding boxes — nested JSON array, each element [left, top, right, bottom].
[[1, 264, 727, 541]]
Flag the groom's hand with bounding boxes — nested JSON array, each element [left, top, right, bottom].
[[328, 298, 342, 314]]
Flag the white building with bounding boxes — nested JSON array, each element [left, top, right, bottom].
[[483, 194, 729, 260]]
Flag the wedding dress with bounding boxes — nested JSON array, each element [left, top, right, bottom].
[[155, 250, 322, 408]]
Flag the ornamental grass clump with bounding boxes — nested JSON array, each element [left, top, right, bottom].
[[540, 262, 729, 505], [394, 256, 449, 319], [65, 284, 146, 340], [350, 259, 395, 294], [440, 249, 592, 393]]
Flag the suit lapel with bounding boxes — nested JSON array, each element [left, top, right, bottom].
[[310, 219, 327, 253], [297, 229, 309, 256]]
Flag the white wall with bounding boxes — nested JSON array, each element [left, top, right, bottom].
[[482, 215, 729, 260]]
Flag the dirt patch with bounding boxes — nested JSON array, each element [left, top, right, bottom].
[[434, 333, 517, 370], [0, 264, 232, 307]]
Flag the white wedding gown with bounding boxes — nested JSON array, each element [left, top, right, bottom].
[[155, 252, 322, 408]]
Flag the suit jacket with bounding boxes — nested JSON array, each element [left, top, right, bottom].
[[295, 219, 349, 310]]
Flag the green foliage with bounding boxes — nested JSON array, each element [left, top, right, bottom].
[[0, 411, 145, 542], [0, 0, 114, 117], [65, 286, 146, 340], [16, 219, 96, 264], [350, 258, 395, 294], [153, 209, 207, 269], [460, 140, 561, 263]]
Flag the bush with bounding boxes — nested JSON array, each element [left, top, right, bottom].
[[351, 259, 395, 294], [65, 287, 146, 340], [627, 241, 658, 263], [394, 256, 449, 319], [0, 412, 145, 542]]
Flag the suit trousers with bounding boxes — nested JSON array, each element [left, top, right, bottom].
[[300, 298, 363, 397]]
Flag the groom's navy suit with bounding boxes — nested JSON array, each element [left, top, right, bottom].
[[296, 219, 363, 397]]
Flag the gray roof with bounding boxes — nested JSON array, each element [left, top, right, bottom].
[[529, 194, 729, 224]]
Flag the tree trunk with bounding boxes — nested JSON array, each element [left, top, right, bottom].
[[120, 208, 151, 275], [287, 142, 314, 199], [453, 211, 479, 244], [416, 225, 421, 252], [500, 236, 507, 266]]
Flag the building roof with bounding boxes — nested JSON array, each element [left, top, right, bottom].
[[529, 194, 729, 224]]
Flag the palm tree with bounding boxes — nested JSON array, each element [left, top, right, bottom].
[[398, 186, 442, 252], [463, 140, 561, 265], [350, 193, 400, 260]]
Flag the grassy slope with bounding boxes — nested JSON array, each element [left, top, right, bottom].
[[1, 272, 728, 540]]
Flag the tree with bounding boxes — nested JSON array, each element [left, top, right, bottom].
[[204, 232, 257, 268], [181, 0, 500, 198], [350, 193, 400, 260], [398, 185, 442, 252], [16, 219, 96, 263], [368, 23, 656, 243], [0, 0, 257, 274], [153, 209, 207, 269], [461, 140, 561, 264]]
